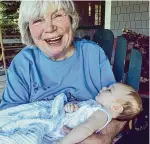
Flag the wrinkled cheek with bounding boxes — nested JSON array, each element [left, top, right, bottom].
[[64, 24, 73, 41], [61, 19, 72, 33], [29, 25, 42, 40]]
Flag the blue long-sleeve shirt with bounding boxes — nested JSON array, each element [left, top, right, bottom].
[[0, 39, 116, 110]]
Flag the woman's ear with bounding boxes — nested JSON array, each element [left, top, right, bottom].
[[110, 103, 123, 114]]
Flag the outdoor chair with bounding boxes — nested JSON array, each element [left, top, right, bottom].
[[75, 27, 143, 143], [92, 27, 114, 62], [76, 27, 142, 91]]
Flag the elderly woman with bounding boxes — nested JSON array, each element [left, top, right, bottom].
[[0, 0, 126, 144]]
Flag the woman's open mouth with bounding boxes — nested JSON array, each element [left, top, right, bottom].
[[45, 36, 63, 45]]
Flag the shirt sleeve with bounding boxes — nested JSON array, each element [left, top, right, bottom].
[[99, 47, 116, 89], [0, 69, 29, 110]]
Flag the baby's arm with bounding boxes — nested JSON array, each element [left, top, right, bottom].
[[58, 110, 108, 144]]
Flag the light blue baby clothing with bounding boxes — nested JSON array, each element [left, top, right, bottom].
[[0, 93, 111, 144]]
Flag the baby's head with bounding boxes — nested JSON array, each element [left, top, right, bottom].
[[95, 83, 142, 121]]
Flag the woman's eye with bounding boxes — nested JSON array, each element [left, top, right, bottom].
[[54, 14, 63, 18], [33, 19, 43, 24]]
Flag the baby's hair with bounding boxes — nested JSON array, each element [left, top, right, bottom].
[[116, 90, 143, 121]]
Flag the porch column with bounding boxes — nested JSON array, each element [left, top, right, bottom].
[[104, 0, 112, 29]]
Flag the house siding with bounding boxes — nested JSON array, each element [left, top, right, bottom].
[[111, 1, 149, 37]]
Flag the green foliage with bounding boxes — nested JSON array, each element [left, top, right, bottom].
[[0, 1, 20, 34]]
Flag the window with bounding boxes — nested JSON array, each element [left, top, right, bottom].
[[74, 1, 105, 27], [88, 3, 91, 16], [94, 4, 101, 25]]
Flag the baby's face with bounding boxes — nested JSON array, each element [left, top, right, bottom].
[[95, 83, 135, 109]]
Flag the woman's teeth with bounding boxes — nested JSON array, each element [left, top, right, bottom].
[[46, 36, 62, 44]]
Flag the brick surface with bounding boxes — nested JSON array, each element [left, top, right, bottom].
[[127, 5, 133, 13], [130, 13, 136, 20], [126, 21, 131, 29], [118, 1, 122, 6], [112, 14, 118, 21], [135, 21, 142, 28], [146, 20, 149, 28], [112, 7, 116, 15], [135, 13, 142, 20], [111, 22, 115, 29], [133, 5, 140, 12], [117, 30, 122, 36], [141, 12, 149, 20], [130, 1, 138, 5], [142, 1, 149, 4], [143, 29, 149, 36], [119, 22, 126, 29], [131, 21, 136, 28], [110, 0, 149, 37], [116, 7, 121, 14], [121, 6, 127, 13], [112, 1, 118, 7], [114, 22, 120, 29], [142, 21, 147, 28], [137, 1, 143, 4], [140, 4, 148, 12], [129, 5, 134, 13], [123, 1, 130, 6], [124, 14, 130, 21], [118, 14, 124, 21]]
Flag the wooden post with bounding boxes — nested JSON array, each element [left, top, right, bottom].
[[0, 27, 7, 74]]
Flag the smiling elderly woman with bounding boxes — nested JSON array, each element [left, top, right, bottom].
[[19, 0, 79, 60], [0, 0, 126, 144]]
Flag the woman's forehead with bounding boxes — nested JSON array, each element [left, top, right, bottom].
[[24, 1, 66, 21]]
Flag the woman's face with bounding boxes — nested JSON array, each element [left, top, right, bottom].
[[29, 9, 74, 60]]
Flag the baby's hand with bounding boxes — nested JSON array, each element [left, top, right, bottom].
[[64, 103, 79, 113]]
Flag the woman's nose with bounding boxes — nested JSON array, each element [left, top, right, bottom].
[[43, 20, 57, 33]]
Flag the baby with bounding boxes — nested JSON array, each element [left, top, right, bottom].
[[0, 83, 142, 144], [58, 83, 142, 144]]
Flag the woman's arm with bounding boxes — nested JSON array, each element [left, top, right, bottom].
[[0, 69, 29, 110], [62, 120, 126, 144], [77, 120, 127, 144], [100, 119, 127, 140], [59, 110, 108, 144]]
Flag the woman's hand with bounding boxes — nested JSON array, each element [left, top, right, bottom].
[[78, 133, 112, 144], [62, 125, 112, 144]]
